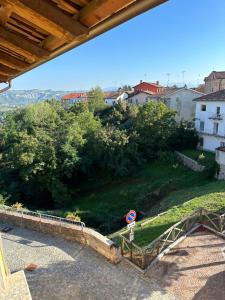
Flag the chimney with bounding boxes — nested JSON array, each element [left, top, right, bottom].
[[140, 80, 143, 84], [156, 81, 159, 85]]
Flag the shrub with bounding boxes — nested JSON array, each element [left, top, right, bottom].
[[11, 202, 24, 210], [65, 211, 81, 222]]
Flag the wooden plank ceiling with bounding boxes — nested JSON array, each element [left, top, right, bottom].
[[0, 0, 167, 83]]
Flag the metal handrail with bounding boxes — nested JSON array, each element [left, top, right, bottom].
[[0, 205, 85, 229]]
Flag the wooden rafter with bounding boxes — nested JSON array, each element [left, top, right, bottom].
[[0, 0, 88, 41], [0, 74, 10, 82], [0, 27, 50, 60], [0, 50, 30, 70], [0, 63, 18, 76], [0, 0, 168, 84], [0, 3, 12, 25], [52, 0, 79, 14], [79, 0, 136, 27]]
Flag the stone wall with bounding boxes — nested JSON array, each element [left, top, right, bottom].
[[175, 151, 206, 172], [0, 210, 121, 264]]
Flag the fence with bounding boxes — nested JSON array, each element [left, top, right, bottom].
[[120, 208, 225, 270], [0, 205, 85, 228]]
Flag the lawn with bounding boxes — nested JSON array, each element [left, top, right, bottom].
[[54, 157, 222, 235]]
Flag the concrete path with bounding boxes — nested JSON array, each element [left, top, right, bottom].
[[0, 224, 176, 300]]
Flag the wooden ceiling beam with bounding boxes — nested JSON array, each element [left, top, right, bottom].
[[79, 0, 135, 27], [0, 0, 88, 41], [0, 50, 30, 70], [0, 3, 12, 25], [0, 74, 10, 82], [0, 27, 50, 60], [0, 63, 18, 75], [70, 0, 90, 7], [52, 0, 79, 14], [41, 35, 66, 51]]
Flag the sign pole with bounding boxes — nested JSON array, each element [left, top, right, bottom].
[[125, 210, 136, 261], [130, 228, 133, 261]]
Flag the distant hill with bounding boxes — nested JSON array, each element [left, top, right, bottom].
[[0, 89, 77, 108]]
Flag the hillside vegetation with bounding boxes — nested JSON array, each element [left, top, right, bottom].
[[1, 88, 222, 245], [61, 159, 224, 235]]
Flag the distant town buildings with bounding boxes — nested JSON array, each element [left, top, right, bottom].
[[204, 71, 225, 94], [61, 92, 88, 108]]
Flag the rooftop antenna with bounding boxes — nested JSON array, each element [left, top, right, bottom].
[[166, 73, 170, 87], [182, 70, 186, 86]]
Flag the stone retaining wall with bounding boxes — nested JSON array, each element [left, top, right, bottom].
[[175, 151, 206, 172], [0, 210, 121, 264]]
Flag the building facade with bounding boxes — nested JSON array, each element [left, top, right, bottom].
[[163, 88, 205, 122], [194, 90, 225, 152], [204, 71, 225, 94], [127, 91, 153, 105], [133, 81, 165, 94], [61, 92, 88, 108]]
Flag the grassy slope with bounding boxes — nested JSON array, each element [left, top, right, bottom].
[[110, 180, 225, 246], [57, 156, 224, 239]]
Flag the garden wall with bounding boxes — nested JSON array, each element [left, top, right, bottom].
[[0, 209, 121, 264], [175, 151, 205, 172]]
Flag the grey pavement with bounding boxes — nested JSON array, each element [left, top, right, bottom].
[[0, 224, 177, 300]]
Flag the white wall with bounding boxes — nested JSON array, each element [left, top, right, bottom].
[[216, 149, 225, 165], [105, 98, 117, 105], [198, 134, 225, 152], [195, 101, 225, 135], [195, 100, 225, 151], [166, 89, 204, 122], [127, 92, 150, 105]]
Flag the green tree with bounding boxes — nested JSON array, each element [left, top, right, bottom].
[[87, 86, 105, 112], [0, 101, 85, 207], [134, 101, 176, 159]]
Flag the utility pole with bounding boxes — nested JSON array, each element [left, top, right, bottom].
[[166, 73, 170, 87], [182, 71, 186, 87]]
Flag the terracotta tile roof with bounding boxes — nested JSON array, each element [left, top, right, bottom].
[[193, 89, 225, 101], [61, 92, 87, 100], [133, 81, 163, 88]]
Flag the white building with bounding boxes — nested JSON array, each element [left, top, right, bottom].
[[127, 91, 153, 105], [194, 89, 225, 152], [128, 87, 204, 123], [162, 88, 205, 122]]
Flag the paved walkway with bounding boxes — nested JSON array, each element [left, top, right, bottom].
[[0, 224, 176, 300], [146, 231, 225, 300]]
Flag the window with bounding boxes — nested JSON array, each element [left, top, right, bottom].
[[200, 121, 204, 131], [201, 105, 206, 111], [217, 106, 221, 115], [213, 122, 219, 134], [199, 137, 204, 147], [220, 142, 225, 147]]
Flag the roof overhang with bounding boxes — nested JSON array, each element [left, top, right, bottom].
[[0, 0, 168, 84]]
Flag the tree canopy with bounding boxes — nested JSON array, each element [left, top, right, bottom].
[[0, 95, 198, 209]]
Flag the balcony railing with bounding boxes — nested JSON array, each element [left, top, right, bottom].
[[209, 113, 223, 120]]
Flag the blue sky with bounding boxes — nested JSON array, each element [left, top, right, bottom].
[[12, 0, 225, 91]]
